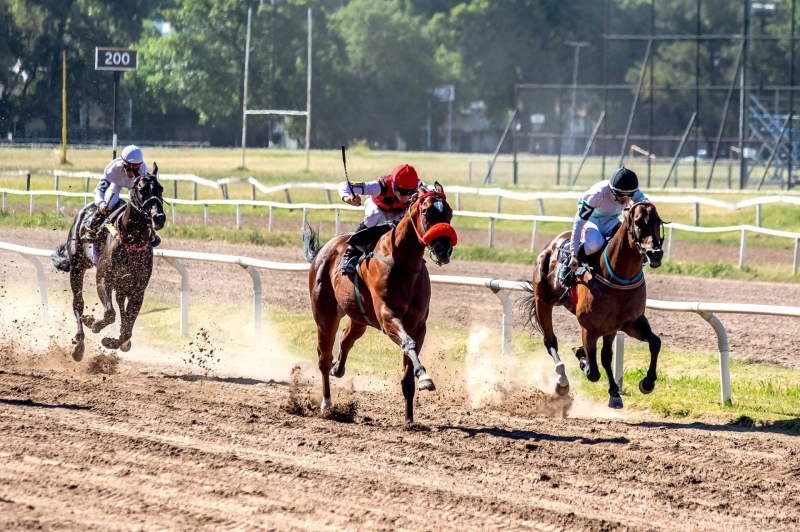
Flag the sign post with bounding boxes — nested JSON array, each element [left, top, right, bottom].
[[95, 47, 139, 159], [433, 85, 455, 152]]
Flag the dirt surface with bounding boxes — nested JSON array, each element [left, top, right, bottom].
[[2, 227, 800, 368], [0, 359, 799, 531], [2, 228, 800, 530]]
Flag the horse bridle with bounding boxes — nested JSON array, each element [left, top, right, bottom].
[[127, 175, 165, 239], [625, 200, 665, 264], [407, 191, 452, 266]]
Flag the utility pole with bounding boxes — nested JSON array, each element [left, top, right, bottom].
[[61, 50, 67, 164], [242, 6, 252, 168], [565, 41, 590, 138]]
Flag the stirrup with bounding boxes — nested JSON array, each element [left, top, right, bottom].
[[558, 264, 575, 287], [151, 234, 161, 248], [340, 253, 359, 274]]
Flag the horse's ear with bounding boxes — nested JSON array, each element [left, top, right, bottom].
[[434, 181, 444, 194], [152, 162, 159, 176]]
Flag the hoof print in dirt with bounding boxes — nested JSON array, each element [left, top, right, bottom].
[[321, 400, 359, 423], [404, 422, 431, 433]]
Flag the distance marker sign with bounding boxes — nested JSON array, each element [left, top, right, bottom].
[[95, 48, 139, 71]]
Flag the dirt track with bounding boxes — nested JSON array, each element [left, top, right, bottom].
[[1, 361, 799, 531], [2, 227, 800, 530]]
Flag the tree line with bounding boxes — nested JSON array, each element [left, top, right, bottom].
[[0, 0, 797, 151]]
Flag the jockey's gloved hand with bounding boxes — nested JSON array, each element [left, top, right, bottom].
[[342, 195, 362, 207], [98, 202, 109, 215]]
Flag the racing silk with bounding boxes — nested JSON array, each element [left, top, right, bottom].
[[94, 158, 149, 210], [337, 174, 429, 214], [569, 180, 646, 255]]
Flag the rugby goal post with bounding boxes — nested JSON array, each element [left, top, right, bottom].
[[241, 6, 312, 170]]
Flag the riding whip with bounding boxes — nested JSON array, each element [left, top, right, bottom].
[[341, 145, 354, 197]]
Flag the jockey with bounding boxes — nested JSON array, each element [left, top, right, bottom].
[[83, 145, 160, 247], [337, 163, 426, 273], [560, 167, 647, 286]]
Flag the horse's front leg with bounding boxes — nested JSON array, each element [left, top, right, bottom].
[[577, 328, 601, 383], [601, 334, 623, 408], [87, 272, 116, 335], [103, 292, 143, 352], [623, 315, 661, 395], [69, 267, 87, 362], [378, 305, 434, 392]]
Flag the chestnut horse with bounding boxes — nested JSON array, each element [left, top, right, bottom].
[[52, 165, 166, 362], [303, 183, 456, 423], [521, 201, 665, 408]]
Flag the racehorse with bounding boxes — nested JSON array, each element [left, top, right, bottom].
[[520, 200, 665, 408], [51, 164, 166, 362], [303, 183, 457, 423]]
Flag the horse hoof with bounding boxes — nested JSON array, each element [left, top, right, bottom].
[[555, 383, 570, 396], [417, 375, 436, 391], [120, 340, 132, 353], [639, 379, 655, 395], [91, 323, 104, 334], [81, 315, 95, 327], [608, 396, 624, 409], [330, 362, 345, 378], [320, 397, 332, 413], [71, 343, 85, 362], [102, 338, 120, 350], [579, 357, 590, 375]]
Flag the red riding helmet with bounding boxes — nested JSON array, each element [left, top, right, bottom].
[[391, 164, 419, 193]]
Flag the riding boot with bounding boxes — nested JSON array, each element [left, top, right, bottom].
[[82, 209, 106, 242], [558, 262, 575, 287], [340, 245, 361, 274], [151, 233, 162, 248]]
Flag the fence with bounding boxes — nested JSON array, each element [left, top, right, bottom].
[[2, 187, 799, 274], [4, 240, 800, 406]]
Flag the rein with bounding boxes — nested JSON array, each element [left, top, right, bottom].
[[112, 179, 164, 252], [407, 191, 458, 266], [598, 201, 663, 288]]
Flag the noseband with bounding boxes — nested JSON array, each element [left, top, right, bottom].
[[407, 191, 458, 266]]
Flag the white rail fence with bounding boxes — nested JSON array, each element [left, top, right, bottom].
[[4, 241, 800, 406], [3, 187, 799, 274]]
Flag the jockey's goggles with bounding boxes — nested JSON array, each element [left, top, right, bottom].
[[393, 184, 416, 196]]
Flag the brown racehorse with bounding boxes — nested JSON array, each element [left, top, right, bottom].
[[303, 183, 457, 423], [521, 201, 665, 408]]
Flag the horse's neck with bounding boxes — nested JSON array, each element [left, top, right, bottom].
[[119, 203, 150, 242], [381, 214, 424, 271], [601, 220, 642, 280]]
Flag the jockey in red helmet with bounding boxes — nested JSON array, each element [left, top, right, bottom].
[[337, 163, 428, 273]]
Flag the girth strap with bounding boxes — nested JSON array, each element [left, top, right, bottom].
[[352, 252, 395, 327]]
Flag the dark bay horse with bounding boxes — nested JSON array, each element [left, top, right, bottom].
[[521, 201, 665, 408], [303, 183, 457, 423], [52, 164, 166, 362]]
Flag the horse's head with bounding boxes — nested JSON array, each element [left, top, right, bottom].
[[410, 181, 457, 266], [626, 200, 665, 268], [131, 162, 166, 231]]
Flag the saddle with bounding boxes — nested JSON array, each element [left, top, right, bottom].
[[347, 223, 395, 255]]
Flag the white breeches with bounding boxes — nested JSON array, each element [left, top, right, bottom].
[[582, 217, 621, 255], [363, 197, 405, 228]]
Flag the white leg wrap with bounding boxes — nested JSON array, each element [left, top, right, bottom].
[[321, 397, 332, 412]]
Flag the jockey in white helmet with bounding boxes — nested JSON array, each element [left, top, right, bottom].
[[83, 145, 159, 246]]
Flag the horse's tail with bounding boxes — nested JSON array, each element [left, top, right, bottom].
[[51, 242, 71, 272], [303, 223, 322, 263], [518, 252, 550, 337]]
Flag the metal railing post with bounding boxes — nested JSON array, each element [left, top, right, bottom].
[[172, 203, 177, 225], [530, 220, 539, 252], [456, 192, 461, 211], [204, 204, 209, 226], [667, 226, 674, 261], [21, 253, 49, 323], [29, 195, 34, 216], [302, 208, 308, 231], [756, 204, 762, 227], [1, 191, 5, 214], [614, 332, 625, 389], [243, 264, 262, 344], [496, 196, 502, 214], [85, 177, 90, 206], [335, 208, 341, 235], [488, 281, 513, 379], [162, 257, 189, 337], [794, 238, 800, 276], [739, 229, 747, 270], [694, 203, 700, 226], [56, 192, 61, 214], [538, 198, 546, 216], [700, 311, 731, 405], [236, 204, 242, 229], [325, 189, 332, 204], [269, 206, 274, 232], [488, 217, 495, 248]]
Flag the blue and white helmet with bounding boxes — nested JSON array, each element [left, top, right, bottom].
[[121, 145, 144, 165]]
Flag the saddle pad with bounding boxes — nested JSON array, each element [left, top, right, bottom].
[[347, 223, 393, 248]]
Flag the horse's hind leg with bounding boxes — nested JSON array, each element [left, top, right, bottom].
[[69, 267, 87, 362], [623, 315, 661, 395], [331, 318, 367, 379], [103, 292, 142, 351], [535, 295, 570, 396], [578, 328, 602, 383], [601, 334, 623, 408]]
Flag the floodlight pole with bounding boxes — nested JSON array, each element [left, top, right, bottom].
[[565, 41, 590, 137], [305, 7, 312, 170], [112, 71, 120, 159], [739, 0, 750, 189], [242, 6, 252, 169]]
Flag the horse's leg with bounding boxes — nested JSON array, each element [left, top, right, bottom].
[[69, 266, 87, 362], [103, 292, 141, 351], [578, 328, 602, 383], [331, 318, 367, 379], [622, 315, 661, 395], [89, 272, 116, 334], [601, 334, 623, 408], [378, 306, 434, 391], [535, 295, 569, 396], [402, 324, 427, 423]]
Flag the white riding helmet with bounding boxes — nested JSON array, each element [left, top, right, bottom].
[[121, 145, 144, 165]]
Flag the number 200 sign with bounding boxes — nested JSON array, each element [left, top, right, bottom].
[[95, 47, 139, 71]]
